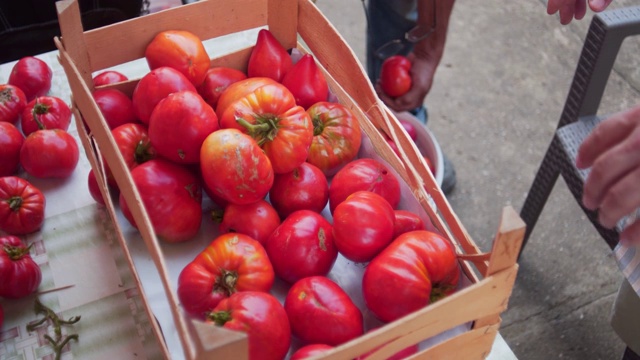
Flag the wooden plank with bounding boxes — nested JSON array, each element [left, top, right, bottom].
[[267, 0, 298, 49], [406, 324, 500, 360], [83, 0, 268, 72], [55, 1, 93, 88]]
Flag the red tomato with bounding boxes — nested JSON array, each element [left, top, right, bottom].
[[177, 233, 275, 318], [423, 155, 435, 174], [306, 102, 362, 177], [0, 122, 24, 176], [355, 327, 419, 360], [393, 209, 425, 239], [247, 29, 293, 82], [132, 66, 197, 124], [0, 84, 27, 124], [197, 67, 247, 110], [8, 56, 52, 101], [332, 191, 395, 263], [266, 210, 337, 284], [208, 291, 291, 360], [119, 159, 202, 243], [268, 162, 329, 219], [399, 119, 418, 141], [220, 82, 313, 174], [87, 169, 106, 206], [0, 176, 45, 235], [92, 70, 128, 87], [145, 30, 211, 87], [20, 129, 79, 179], [379, 55, 412, 98], [200, 129, 274, 205], [386, 138, 400, 157], [0, 303, 3, 329], [215, 77, 277, 120], [281, 54, 328, 109], [285, 276, 363, 346], [149, 90, 218, 164], [215, 200, 280, 245], [329, 158, 401, 213], [111, 122, 156, 171], [363, 230, 460, 322], [0, 235, 42, 298], [291, 344, 333, 360], [20, 96, 72, 136], [93, 89, 138, 130]]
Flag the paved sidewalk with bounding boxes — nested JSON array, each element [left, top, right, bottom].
[[316, 0, 640, 359]]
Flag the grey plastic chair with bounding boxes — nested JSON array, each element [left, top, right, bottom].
[[519, 6, 640, 254]]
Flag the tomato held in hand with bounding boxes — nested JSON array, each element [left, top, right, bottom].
[[306, 101, 362, 177], [266, 210, 337, 284], [0, 235, 42, 298], [20, 96, 72, 136], [132, 66, 197, 124], [393, 209, 426, 239], [197, 67, 247, 110], [0, 122, 24, 176], [268, 162, 329, 219], [247, 29, 293, 82], [93, 89, 138, 130], [0, 176, 45, 235], [92, 70, 128, 87], [8, 56, 52, 101], [20, 129, 79, 178], [281, 54, 328, 109], [379, 55, 412, 98], [200, 129, 274, 205], [220, 82, 313, 174], [291, 344, 333, 360], [119, 159, 202, 242], [215, 200, 280, 245], [149, 90, 218, 164], [285, 276, 363, 346], [333, 191, 395, 263], [328, 158, 401, 213], [363, 230, 460, 322], [0, 84, 27, 124], [178, 233, 275, 318], [145, 30, 210, 87]]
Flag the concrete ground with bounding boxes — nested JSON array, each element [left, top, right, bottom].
[[315, 0, 640, 359]]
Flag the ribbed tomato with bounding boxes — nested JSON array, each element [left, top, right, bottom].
[[0, 235, 42, 299], [0, 176, 45, 235]]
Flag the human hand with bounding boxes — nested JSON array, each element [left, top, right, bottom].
[[576, 104, 640, 246], [547, 0, 614, 25]]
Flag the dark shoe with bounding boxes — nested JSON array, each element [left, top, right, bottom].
[[441, 154, 457, 195]]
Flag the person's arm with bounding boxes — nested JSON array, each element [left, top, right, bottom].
[[576, 103, 640, 246], [378, 0, 455, 113], [547, 0, 613, 25]]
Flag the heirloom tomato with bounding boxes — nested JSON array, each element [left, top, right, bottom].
[[200, 128, 273, 205], [20, 129, 79, 178], [281, 54, 328, 109], [0, 176, 45, 235], [393, 209, 426, 239], [332, 191, 395, 263], [362, 230, 460, 322], [291, 344, 333, 360], [119, 159, 202, 243], [247, 29, 293, 82], [306, 101, 362, 177], [0, 84, 27, 124], [149, 90, 218, 164], [268, 162, 329, 219], [0, 235, 42, 298], [215, 199, 280, 245], [8, 56, 52, 101], [145, 30, 210, 87], [220, 82, 313, 174], [197, 67, 247, 110], [266, 210, 337, 284], [92, 70, 128, 87], [178, 233, 275, 318], [132, 66, 197, 124], [285, 276, 363, 346], [87, 169, 106, 206], [214, 77, 277, 120], [111, 122, 155, 171], [379, 55, 412, 98], [20, 96, 72, 136], [0, 122, 24, 176], [208, 291, 291, 360], [93, 89, 137, 130], [328, 158, 401, 213]]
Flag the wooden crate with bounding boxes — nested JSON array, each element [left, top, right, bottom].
[[54, 0, 525, 359]]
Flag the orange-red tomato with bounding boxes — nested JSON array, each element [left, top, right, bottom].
[[145, 30, 210, 87]]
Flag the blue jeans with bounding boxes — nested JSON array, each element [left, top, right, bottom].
[[365, 0, 428, 124]]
